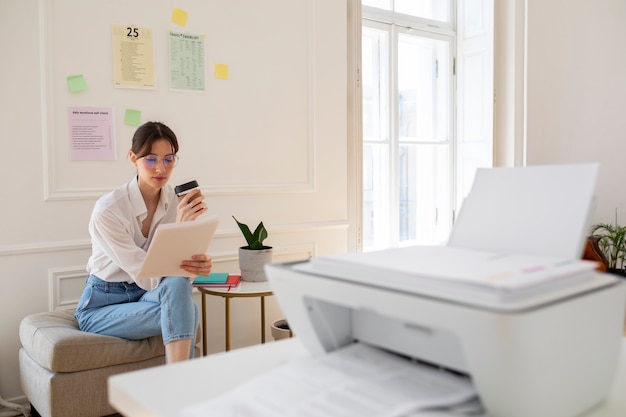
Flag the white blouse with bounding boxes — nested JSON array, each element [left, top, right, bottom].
[[86, 177, 177, 291]]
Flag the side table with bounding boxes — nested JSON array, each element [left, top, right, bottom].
[[197, 280, 273, 355]]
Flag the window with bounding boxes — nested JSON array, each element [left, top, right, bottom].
[[362, 0, 450, 22], [361, 0, 493, 251]]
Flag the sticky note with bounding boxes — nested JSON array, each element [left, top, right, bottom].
[[67, 74, 88, 93], [215, 64, 229, 80], [124, 109, 142, 126], [172, 8, 188, 27]]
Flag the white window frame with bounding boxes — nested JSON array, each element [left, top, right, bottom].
[[353, 0, 494, 251]]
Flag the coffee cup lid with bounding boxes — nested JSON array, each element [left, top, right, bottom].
[[175, 180, 199, 195]]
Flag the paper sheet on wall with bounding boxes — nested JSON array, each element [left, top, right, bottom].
[[179, 343, 477, 417], [169, 31, 207, 91], [67, 106, 115, 161], [112, 24, 156, 88]]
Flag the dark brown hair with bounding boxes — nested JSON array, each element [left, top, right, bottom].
[[130, 121, 179, 158]]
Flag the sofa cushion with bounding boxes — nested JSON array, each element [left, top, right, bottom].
[[19, 310, 165, 373]]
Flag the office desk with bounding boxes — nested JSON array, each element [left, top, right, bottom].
[[109, 337, 626, 417]]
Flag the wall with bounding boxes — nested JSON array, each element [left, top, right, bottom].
[[524, 0, 626, 224], [0, 0, 348, 403]]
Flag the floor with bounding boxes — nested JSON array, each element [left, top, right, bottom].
[[27, 407, 123, 417]]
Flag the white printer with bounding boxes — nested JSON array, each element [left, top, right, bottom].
[[266, 164, 626, 417]]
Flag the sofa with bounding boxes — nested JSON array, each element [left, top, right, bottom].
[[19, 310, 200, 417]]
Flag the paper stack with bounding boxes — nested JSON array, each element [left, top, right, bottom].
[[295, 245, 597, 303], [179, 342, 478, 417]]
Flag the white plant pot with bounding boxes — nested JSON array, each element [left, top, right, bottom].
[[238, 246, 273, 282]]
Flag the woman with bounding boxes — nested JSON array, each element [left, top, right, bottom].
[[75, 121, 211, 363]]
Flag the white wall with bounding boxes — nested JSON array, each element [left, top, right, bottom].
[[0, 0, 348, 404], [524, 0, 626, 224]]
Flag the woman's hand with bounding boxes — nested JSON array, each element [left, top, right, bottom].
[[180, 254, 213, 277], [176, 189, 208, 222]]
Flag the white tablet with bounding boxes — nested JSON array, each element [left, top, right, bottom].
[[136, 215, 219, 280]]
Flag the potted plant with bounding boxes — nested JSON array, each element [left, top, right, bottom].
[[589, 217, 626, 277], [233, 216, 273, 282]]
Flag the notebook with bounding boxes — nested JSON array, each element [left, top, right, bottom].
[[193, 274, 241, 288], [194, 272, 229, 285]]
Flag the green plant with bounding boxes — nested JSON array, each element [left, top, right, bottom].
[[589, 219, 626, 270], [233, 216, 269, 249]]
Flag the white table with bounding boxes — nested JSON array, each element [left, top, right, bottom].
[[109, 338, 626, 417]]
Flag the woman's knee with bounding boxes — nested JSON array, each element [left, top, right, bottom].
[[160, 276, 193, 297]]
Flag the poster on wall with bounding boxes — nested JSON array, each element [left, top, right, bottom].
[[169, 31, 207, 92], [112, 24, 156, 88], [68, 106, 116, 161]]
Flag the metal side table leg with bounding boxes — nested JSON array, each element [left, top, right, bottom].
[[225, 296, 230, 351], [202, 292, 207, 356], [261, 296, 266, 343]]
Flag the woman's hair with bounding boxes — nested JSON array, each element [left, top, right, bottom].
[[130, 121, 179, 157]]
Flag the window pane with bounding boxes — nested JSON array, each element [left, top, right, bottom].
[[363, 143, 391, 250], [398, 33, 450, 143], [362, 0, 391, 11], [398, 143, 451, 245], [395, 0, 450, 22], [362, 27, 389, 142]]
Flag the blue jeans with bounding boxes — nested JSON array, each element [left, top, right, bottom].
[[74, 275, 198, 359]]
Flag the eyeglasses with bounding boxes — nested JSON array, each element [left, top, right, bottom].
[[140, 154, 179, 169]]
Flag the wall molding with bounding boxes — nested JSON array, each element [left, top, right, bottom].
[[48, 243, 316, 311], [0, 220, 347, 257], [48, 267, 86, 311], [0, 240, 90, 256]]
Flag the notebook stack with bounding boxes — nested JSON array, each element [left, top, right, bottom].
[[193, 273, 241, 290]]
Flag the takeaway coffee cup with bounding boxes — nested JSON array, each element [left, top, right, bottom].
[[175, 180, 201, 202]]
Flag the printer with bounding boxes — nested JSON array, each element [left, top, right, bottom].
[[266, 164, 626, 417]]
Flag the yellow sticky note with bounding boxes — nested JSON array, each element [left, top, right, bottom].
[[172, 8, 188, 27], [124, 109, 142, 126], [67, 74, 88, 93], [215, 64, 229, 80]]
